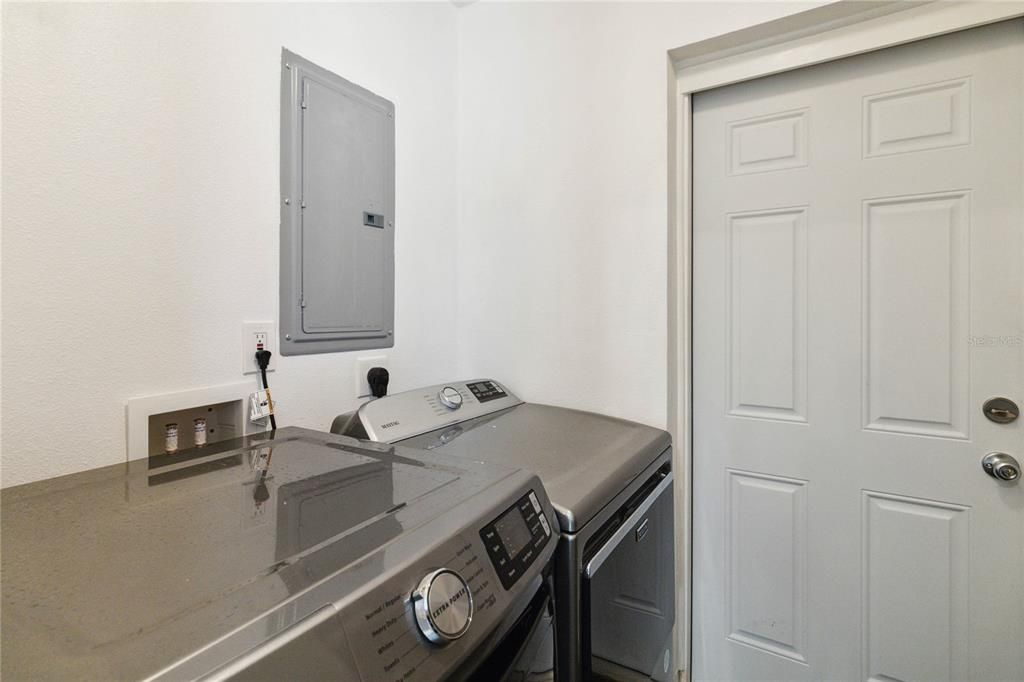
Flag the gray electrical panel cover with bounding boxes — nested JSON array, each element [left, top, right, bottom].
[[280, 49, 395, 355]]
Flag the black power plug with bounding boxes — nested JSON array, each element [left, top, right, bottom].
[[255, 350, 273, 371], [254, 350, 277, 430], [367, 367, 389, 398]]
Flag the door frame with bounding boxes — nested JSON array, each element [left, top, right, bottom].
[[666, 2, 1024, 678]]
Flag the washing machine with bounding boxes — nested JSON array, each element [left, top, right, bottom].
[[333, 379, 676, 681]]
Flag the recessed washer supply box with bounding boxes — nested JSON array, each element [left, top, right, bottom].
[[125, 381, 261, 462]]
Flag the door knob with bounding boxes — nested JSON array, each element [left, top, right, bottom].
[[982, 452, 1021, 482]]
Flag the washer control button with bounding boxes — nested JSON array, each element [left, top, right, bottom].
[[412, 569, 473, 644], [438, 386, 464, 410]]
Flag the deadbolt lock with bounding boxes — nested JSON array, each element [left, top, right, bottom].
[[982, 397, 1019, 424]]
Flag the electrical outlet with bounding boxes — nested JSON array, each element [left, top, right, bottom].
[[241, 321, 277, 375], [355, 355, 389, 398]]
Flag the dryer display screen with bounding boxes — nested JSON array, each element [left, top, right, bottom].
[[480, 490, 552, 590], [494, 508, 531, 559]]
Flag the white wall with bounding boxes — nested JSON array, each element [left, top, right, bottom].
[[455, 1, 824, 428], [1, 1, 826, 487], [1, 2, 460, 486]]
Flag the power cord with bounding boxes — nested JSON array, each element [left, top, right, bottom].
[[255, 350, 277, 431]]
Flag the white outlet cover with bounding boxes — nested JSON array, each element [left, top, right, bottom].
[[242, 321, 277, 375], [355, 355, 389, 398]]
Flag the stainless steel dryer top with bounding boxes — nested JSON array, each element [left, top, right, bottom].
[[334, 380, 671, 532], [2, 426, 558, 681]]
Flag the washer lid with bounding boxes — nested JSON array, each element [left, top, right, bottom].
[[399, 402, 671, 532]]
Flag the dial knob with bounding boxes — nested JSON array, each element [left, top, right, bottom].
[[412, 569, 473, 644], [438, 386, 463, 410]]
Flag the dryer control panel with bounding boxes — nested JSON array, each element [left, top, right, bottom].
[[480, 490, 553, 590], [339, 482, 557, 681]]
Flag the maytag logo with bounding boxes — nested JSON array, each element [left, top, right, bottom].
[[380, 420, 400, 430]]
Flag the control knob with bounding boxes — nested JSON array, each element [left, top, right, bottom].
[[438, 386, 464, 410], [412, 569, 473, 644]]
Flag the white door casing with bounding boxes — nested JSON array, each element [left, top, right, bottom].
[[692, 20, 1023, 682]]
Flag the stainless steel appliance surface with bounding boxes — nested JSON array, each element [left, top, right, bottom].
[[334, 380, 676, 682], [1, 426, 559, 681]]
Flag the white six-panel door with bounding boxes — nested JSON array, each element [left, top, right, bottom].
[[693, 20, 1023, 682]]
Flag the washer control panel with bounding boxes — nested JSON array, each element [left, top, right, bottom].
[[437, 386, 464, 410], [465, 380, 507, 403], [347, 379, 523, 443], [480, 490, 552, 590]]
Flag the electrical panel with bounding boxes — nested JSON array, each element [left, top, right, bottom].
[[280, 49, 395, 355]]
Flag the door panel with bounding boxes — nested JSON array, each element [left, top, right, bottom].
[[728, 109, 810, 175], [727, 207, 808, 422], [863, 77, 972, 158], [726, 470, 807, 663], [862, 190, 971, 438], [693, 20, 1024, 682], [861, 491, 970, 682]]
